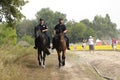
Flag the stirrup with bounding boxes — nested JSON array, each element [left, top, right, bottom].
[[67, 47, 70, 50], [34, 46, 37, 49]]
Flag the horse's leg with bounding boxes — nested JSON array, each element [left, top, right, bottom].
[[38, 50, 42, 66], [62, 51, 66, 66], [42, 51, 46, 68], [57, 51, 62, 68], [41, 51, 44, 67]]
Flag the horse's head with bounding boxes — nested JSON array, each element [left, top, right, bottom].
[[56, 32, 65, 43], [36, 30, 48, 49], [36, 30, 42, 38], [55, 32, 67, 53], [59, 32, 64, 40]]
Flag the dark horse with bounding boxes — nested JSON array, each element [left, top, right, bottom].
[[36, 30, 50, 68], [55, 32, 67, 68]]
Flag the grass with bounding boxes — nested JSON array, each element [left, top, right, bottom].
[[0, 45, 36, 80]]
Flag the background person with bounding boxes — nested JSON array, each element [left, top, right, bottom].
[[82, 38, 87, 50], [88, 36, 94, 53], [112, 38, 117, 51]]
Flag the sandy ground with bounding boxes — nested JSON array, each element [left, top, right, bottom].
[[76, 51, 120, 80], [16, 50, 120, 80]]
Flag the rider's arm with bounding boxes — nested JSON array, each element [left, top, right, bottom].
[[42, 25, 48, 32], [63, 30, 68, 33], [34, 26, 37, 38], [53, 25, 57, 35], [63, 25, 67, 33], [42, 29, 48, 32], [53, 29, 56, 35]]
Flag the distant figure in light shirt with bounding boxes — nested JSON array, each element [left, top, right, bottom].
[[88, 36, 94, 53]]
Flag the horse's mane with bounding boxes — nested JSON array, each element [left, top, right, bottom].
[[56, 32, 67, 51]]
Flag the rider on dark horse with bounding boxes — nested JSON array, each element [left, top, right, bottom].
[[52, 18, 70, 50], [34, 18, 50, 49]]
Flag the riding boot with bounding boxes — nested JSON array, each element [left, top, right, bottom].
[[65, 36, 70, 50], [66, 40, 70, 50], [47, 37, 51, 48], [45, 48, 50, 55], [34, 38, 38, 49]]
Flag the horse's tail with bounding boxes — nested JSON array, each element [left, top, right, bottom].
[[44, 48, 50, 55]]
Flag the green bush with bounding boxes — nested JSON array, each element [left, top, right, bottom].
[[0, 24, 17, 45], [21, 35, 34, 45]]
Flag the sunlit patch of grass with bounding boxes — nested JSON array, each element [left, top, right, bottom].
[[0, 64, 25, 80], [0, 45, 36, 80]]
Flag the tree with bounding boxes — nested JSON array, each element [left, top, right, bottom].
[[80, 19, 93, 28], [92, 14, 117, 39], [80, 19, 96, 39], [0, 24, 17, 45], [0, 0, 28, 27], [16, 19, 37, 39], [67, 22, 87, 43], [84, 27, 96, 39]]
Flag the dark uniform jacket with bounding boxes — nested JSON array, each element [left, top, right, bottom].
[[54, 24, 66, 34], [35, 24, 48, 38]]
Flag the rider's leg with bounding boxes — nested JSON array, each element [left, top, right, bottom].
[[65, 35, 70, 50], [34, 38, 38, 49], [47, 36, 51, 48]]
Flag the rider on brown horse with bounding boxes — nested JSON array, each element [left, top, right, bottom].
[[52, 18, 70, 50], [34, 18, 50, 49]]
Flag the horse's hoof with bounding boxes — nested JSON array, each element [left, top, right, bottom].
[[59, 65, 61, 68], [62, 62, 65, 66], [59, 63, 62, 68], [42, 65, 45, 68], [39, 62, 41, 66], [62, 64, 65, 66]]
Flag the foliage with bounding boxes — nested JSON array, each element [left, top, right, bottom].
[[0, 0, 28, 27], [69, 22, 87, 42], [16, 19, 37, 38], [0, 24, 17, 45], [92, 14, 117, 39], [81, 14, 118, 40], [84, 27, 96, 39], [21, 35, 34, 45], [67, 21, 95, 43]]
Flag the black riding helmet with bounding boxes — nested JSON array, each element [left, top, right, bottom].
[[59, 18, 63, 21], [39, 18, 44, 21]]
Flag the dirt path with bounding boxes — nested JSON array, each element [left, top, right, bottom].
[[15, 50, 120, 80]]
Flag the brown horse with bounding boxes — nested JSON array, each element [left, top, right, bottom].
[[55, 32, 67, 68]]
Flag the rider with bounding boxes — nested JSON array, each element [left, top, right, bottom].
[[52, 18, 70, 50], [34, 18, 50, 49]]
